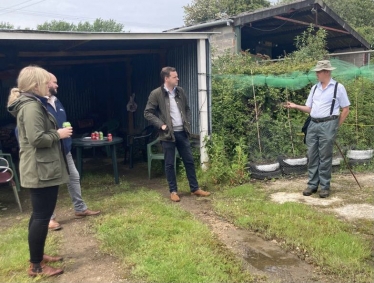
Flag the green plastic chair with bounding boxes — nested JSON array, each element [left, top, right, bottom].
[[147, 139, 179, 179]]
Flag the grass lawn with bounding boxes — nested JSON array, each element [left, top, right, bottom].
[[212, 183, 374, 283], [0, 171, 373, 282]]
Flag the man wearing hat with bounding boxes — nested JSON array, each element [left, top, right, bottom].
[[285, 60, 350, 198]]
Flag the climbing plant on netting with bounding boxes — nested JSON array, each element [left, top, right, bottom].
[[211, 58, 374, 167]]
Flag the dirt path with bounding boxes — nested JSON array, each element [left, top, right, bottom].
[[52, 210, 126, 283], [175, 193, 330, 283], [51, 184, 330, 283]]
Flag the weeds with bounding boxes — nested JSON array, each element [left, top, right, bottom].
[[199, 134, 249, 186]]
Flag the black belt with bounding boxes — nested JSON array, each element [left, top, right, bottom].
[[311, 115, 339, 123]]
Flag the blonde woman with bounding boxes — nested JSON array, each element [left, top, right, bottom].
[[7, 66, 72, 277]]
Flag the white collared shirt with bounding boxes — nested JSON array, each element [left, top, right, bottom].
[[164, 85, 183, 129], [45, 95, 57, 111], [305, 79, 350, 118]]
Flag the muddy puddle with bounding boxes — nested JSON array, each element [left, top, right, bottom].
[[176, 195, 330, 283]]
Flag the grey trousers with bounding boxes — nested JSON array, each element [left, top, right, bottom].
[[306, 119, 339, 191], [51, 152, 87, 219]]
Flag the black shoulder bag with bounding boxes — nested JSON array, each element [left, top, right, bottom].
[[301, 82, 339, 144]]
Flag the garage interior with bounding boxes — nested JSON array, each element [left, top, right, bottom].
[[0, 31, 211, 158]]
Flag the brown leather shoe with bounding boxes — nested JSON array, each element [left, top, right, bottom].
[[28, 262, 63, 277], [170, 192, 180, 202], [191, 189, 211, 197], [48, 219, 62, 231], [75, 209, 101, 218], [43, 254, 63, 263]]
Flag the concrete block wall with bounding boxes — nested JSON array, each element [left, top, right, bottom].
[[331, 48, 369, 67], [206, 25, 237, 56]]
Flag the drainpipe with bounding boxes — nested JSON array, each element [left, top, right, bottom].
[[167, 19, 234, 32]]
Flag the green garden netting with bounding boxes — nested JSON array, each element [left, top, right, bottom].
[[213, 59, 374, 90], [212, 58, 374, 164]]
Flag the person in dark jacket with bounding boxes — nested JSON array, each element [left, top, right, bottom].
[[144, 66, 210, 202], [47, 73, 100, 229], [7, 66, 72, 277]]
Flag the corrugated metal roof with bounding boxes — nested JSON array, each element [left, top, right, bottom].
[[168, 0, 370, 53], [235, 0, 370, 51]]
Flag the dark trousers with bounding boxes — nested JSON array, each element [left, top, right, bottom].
[[161, 131, 199, 193], [29, 186, 59, 264]]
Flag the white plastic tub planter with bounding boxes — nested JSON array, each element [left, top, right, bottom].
[[347, 149, 373, 159], [278, 156, 308, 175], [248, 161, 282, 180], [332, 157, 343, 166], [347, 149, 373, 166]]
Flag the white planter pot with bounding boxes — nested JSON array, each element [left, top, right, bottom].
[[278, 156, 308, 175], [282, 157, 308, 166], [248, 161, 282, 180], [252, 162, 280, 172], [332, 157, 343, 166], [347, 149, 373, 160]]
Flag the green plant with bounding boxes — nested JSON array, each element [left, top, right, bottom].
[[292, 25, 328, 63], [199, 134, 250, 185], [210, 26, 373, 168], [231, 137, 250, 184], [337, 78, 374, 150], [205, 134, 234, 184]]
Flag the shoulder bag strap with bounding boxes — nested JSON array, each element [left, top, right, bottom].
[[312, 85, 317, 97], [330, 82, 338, 116], [309, 85, 317, 114], [310, 84, 317, 105]]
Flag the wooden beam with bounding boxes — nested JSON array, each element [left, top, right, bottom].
[[126, 61, 134, 135], [61, 40, 91, 51], [18, 49, 163, 57], [273, 15, 350, 34]]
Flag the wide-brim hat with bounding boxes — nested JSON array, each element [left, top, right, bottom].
[[312, 60, 336, 71]]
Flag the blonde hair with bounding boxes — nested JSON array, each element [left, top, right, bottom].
[[7, 66, 50, 106]]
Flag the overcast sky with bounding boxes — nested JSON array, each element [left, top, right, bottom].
[[0, 0, 278, 32], [0, 0, 192, 32]]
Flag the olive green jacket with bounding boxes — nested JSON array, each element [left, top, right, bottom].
[[144, 86, 191, 142], [7, 93, 69, 188]]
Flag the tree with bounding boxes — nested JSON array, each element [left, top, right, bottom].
[[291, 25, 328, 63], [183, 0, 271, 25], [37, 18, 124, 32], [323, 0, 374, 29], [77, 19, 124, 32], [0, 22, 15, 29], [37, 20, 76, 31]]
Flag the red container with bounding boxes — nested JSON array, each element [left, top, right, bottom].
[[91, 132, 95, 140], [107, 133, 112, 142]]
